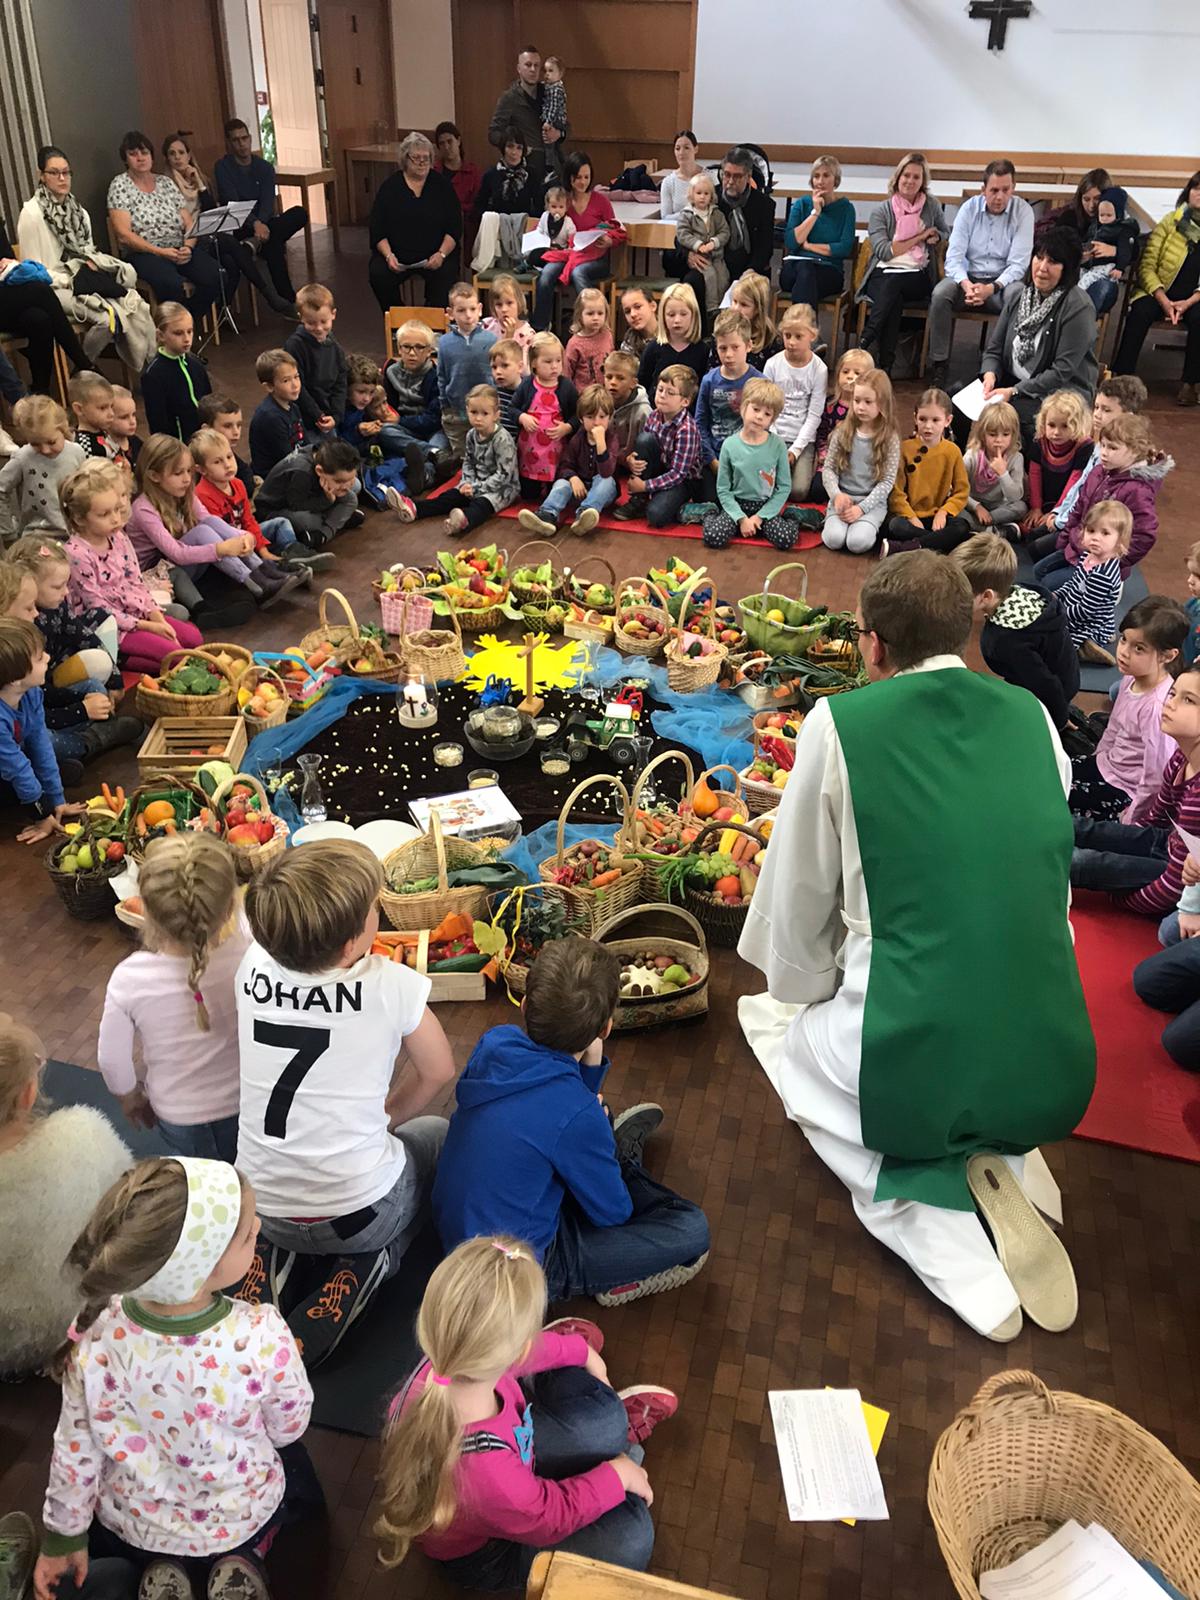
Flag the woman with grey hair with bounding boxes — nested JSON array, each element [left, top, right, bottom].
[[368, 131, 462, 309], [857, 152, 949, 374]]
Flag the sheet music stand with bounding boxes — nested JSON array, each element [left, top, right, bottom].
[[187, 201, 257, 347]]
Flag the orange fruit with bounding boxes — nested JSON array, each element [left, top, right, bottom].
[[142, 801, 175, 826]]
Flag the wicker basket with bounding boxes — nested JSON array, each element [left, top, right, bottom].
[[521, 602, 565, 635], [439, 581, 511, 633], [563, 554, 617, 611], [135, 647, 238, 721], [379, 809, 492, 933], [537, 775, 644, 936], [928, 1370, 1200, 1600], [485, 882, 579, 1000], [300, 587, 364, 656], [210, 772, 289, 875], [752, 708, 805, 748], [337, 633, 407, 685], [664, 575, 727, 693], [613, 578, 671, 658], [628, 750, 697, 899], [375, 570, 433, 635], [600, 903, 710, 1031], [125, 777, 219, 863], [44, 811, 125, 921], [738, 561, 829, 657], [510, 539, 565, 606], [238, 664, 290, 732], [683, 818, 768, 948], [680, 763, 745, 823], [203, 642, 253, 681], [399, 597, 467, 682]]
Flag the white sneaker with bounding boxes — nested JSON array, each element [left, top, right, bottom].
[[444, 507, 468, 535], [570, 507, 600, 536], [519, 507, 557, 537], [382, 485, 411, 517]]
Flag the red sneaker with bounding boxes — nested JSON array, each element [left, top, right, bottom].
[[543, 1316, 605, 1353], [618, 1384, 678, 1445]]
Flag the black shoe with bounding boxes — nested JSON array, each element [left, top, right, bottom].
[[57, 757, 85, 788], [927, 360, 949, 390], [613, 495, 648, 521], [345, 508, 366, 529], [254, 566, 309, 608], [358, 485, 385, 510], [404, 442, 427, 496], [286, 1250, 391, 1369], [612, 1102, 664, 1166], [283, 546, 334, 571], [80, 715, 143, 760], [265, 289, 297, 316], [192, 599, 256, 631], [431, 448, 459, 486]]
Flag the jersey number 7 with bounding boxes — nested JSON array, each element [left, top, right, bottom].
[[255, 1020, 332, 1138]]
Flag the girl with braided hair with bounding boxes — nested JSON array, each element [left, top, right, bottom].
[[35, 1157, 316, 1600], [98, 832, 245, 1161]]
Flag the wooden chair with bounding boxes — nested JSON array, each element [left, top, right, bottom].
[[853, 238, 947, 377], [775, 237, 870, 373], [382, 304, 447, 359], [609, 275, 673, 328]]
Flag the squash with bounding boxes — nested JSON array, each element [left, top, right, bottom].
[[690, 777, 719, 819]]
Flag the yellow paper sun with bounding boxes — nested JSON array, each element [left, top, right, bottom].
[[462, 634, 585, 693]]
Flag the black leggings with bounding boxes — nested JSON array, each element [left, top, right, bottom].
[[0, 280, 89, 394], [368, 251, 460, 312], [887, 511, 973, 553], [411, 487, 493, 529]]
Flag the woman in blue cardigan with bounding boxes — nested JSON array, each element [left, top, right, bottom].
[[779, 156, 856, 308]]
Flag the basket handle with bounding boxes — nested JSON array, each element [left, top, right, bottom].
[[759, 561, 810, 606], [966, 1370, 1058, 1418], [564, 553, 617, 589], [672, 574, 717, 645], [596, 899, 707, 950], [430, 806, 451, 894], [210, 771, 272, 818], [616, 576, 671, 617], [554, 773, 632, 867], [698, 763, 745, 801], [157, 646, 238, 687], [318, 586, 360, 640], [631, 749, 695, 816], [510, 540, 563, 576], [243, 663, 288, 696]]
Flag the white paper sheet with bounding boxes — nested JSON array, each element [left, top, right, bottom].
[[521, 231, 553, 253], [952, 378, 1006, 422], [768, 1389, 889, 1522], [981, 1520, 1166, 1600], [570, 228, 606, 250]]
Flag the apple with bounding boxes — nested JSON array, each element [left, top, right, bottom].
[[106, 841, 125, 862], [227, 823, 263, 847]]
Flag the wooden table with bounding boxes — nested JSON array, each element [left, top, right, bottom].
[[527, 1551, 742, 1600], [345, 142, 407, 224], [274, 166, 340, 270]]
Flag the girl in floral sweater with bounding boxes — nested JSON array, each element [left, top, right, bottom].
[[62, 459, 202, 673], [34, 1157, 316, 1600]]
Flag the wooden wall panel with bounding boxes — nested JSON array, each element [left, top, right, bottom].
[[519, 0, 691, 66], [130, 0, 230, 173], [451, 0, 517, 167]]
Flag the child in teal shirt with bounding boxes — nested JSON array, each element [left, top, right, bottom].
[[702, 376, 794, 550]]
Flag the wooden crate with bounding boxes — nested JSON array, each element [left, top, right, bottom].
[[137, 716, 248, 780]]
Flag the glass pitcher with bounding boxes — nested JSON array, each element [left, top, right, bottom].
[[297, 753, 327, 825]]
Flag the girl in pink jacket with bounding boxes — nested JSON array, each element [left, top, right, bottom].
[[374, 1237, 677, 1590]]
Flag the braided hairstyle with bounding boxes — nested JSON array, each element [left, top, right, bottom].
[[138, 833, 237, 1032]]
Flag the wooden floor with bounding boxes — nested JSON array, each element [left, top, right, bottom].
[[2, 224, 1199, 1600]]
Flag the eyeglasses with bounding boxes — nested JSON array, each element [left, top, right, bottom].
[[408, 153, 432, 164], [397, 342, 428, 353], [43, 166, 71, 178]]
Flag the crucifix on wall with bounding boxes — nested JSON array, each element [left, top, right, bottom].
[[968, 0, 1032, 51]]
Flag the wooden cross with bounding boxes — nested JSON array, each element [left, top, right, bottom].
[[517, 633, 544, 717], [968, 0, 1032, 50]]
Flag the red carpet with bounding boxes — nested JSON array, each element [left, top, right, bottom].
[[495, 498, 824, 550], [1070, 891, 1200, 1163]]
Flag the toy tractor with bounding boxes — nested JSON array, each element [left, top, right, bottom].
[[564, 686, 645, 767]]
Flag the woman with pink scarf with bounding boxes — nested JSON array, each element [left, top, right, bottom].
[[858, 153, 949, 375]]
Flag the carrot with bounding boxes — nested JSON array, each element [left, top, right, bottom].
[[135, 813, 148, 837], [591, 868, 622, 888], [101, 783, 116, 810]]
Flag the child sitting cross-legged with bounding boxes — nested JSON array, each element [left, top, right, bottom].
[[375, 1237, 676, 1589], [603, 350, 650, 482], [399, 383, 518, 535], [100, 832, 245, 1162], [0, 395, 85, 543], [32, 1157, 318, 1600], [882, 387, 971, 555], [0, 615, 87, 836], [519, 381, 616, 537], [236, 841, 455, 1358], [952, 532, 1078, 736], [617, 364, 703, 528], [821, 368, 900, 554], [962, 401, 1026, 540], [702, 376, 795, 550], [255, 437, 363, 550], [382, 320, 457, 491], [812, 347, 875, 503], [1069, 595, 1189, 822], [335, 354, 411, 514], [192, 426, 324, 575], [564, 286, 615, 390], [1058, 499, 1130, 666], [433, 937, 709, 1305]]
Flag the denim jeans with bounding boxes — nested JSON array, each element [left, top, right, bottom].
[[156, 1113, 240, 1162], [1032, 548, 1073, 591], [1070, 817, 1168, 893], [259, 514, 297, 552], [259, 1116, 447, 1276], [540, 473, 619, 523], [1133, 934, 1200, 1070], [543, 1155, 710, 1302], [437, 1367, 654, 1591], [632, 429, 696, 529], [1085, 275, 1120, 315], [47, 676, 109, 762], [533, 256, 611, 331]]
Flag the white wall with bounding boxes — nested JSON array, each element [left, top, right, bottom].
[[693, 0, 1198, 156], [390, 0, 454, 131]]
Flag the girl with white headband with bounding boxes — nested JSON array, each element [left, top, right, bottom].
[[34, 1157, 314, 1600]]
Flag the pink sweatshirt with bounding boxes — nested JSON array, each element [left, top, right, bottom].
[[98, 919, 248, 1125], [391, 1331, 624, 1559], [1096, 674, 1175, 824], [65, 530, 158, 634], [126, 493, 240, 572]]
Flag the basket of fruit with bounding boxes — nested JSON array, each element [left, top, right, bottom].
[[486, 883, 581, 999], [521, 600, 567, 635], [737, 562, 830, 657], [237, 664, 290, 731], [211, 772, 288, 872], [740, 737, 792, 814], [374, 565, 434, 635], [510, 540, 565, 606], [430, 545, 510, 632], [648, 555, 712, 621], [300, 587, 371, 657], [203, 643, 253, 681], [752, 708, 806, 750], [712, 604, 747, 654], [256, 647, 339, 715], [538, 775, 643, 936], [400, 597, 467, 683], [613, 578, 670, 658], [664, 575, 727, 693], [564, 555, 616, 612], [680, 764, 745, 823], [629, 750, 699, 898], [44, 808, 128, 921], [675, 818, 771, 948], [336, 632, 407, 686], [135, 647, 238, 721], [125, 778, 219, 863], [599, 903, 710, 1031], [379, 808, 493, 933]]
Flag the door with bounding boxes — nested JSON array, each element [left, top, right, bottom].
[[451, 0, 517, 175], [130, 0, 230, 177], [317, 0, 393, 223], [260, 0, 326, 222]]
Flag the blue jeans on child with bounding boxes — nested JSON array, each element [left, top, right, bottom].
[[438, 1366, 654, 1591], [543, 1155, 710, 1302], [1032, 549, 1074, 591], [533, 257, 611, 331], [632, 430, 698, 529], [48, 676, 110, 763], [540, 473, 619, 525], [1070, 817, 1168, 893], [1133, 926, 1200, 1070], [156, 1113, 240, 1163], [259, 514, 298, 553]]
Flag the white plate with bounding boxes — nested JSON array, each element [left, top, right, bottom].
[[354, 819, 421, 859], [290, 820, 357, 846]]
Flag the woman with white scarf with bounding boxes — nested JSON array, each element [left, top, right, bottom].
[[857, 153, 948, 376], [17, 144, 156, 372]]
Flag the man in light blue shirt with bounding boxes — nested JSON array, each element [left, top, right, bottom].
[[928, 161, 1034, 383]]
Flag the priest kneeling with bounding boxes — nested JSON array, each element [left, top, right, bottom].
[[738, 551, 1095, 1340]]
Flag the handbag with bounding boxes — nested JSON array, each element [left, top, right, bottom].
[[72, 263, 125, 300]]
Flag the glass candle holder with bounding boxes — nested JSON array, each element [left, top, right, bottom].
[[397, 671, 438, 728], [432, 741, 464, 768]]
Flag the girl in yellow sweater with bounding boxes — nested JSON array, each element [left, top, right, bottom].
[[882, 388, 972, 556]]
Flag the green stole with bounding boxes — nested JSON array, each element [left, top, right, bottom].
[[829, 667, 1096, 1209]]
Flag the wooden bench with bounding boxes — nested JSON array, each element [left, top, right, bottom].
[[527, 1550, 745, 1600]]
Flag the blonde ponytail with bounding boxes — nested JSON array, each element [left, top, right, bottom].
[[138, 833, 237, 1032]]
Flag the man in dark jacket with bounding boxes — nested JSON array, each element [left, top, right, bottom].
[[953, 533, 1079, 731], [213, 118, 306, 302], [717, 147, 776, 281], [487, 46, 566, 194]]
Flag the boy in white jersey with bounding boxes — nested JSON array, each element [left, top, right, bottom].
[[236, 840, 455, 1359]]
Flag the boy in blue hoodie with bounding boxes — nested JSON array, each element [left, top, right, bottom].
[[437, 283, 497, 459], [432, 938, 710, 1305], [0, 618, 85, 841]]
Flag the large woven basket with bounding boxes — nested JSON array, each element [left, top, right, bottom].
[[682, 817, 767, 949], [599, 903, 710, 1032], [563, 554, 616, 611], [613, 578, 671, 658], [44, 809, 125, 922], [211, 772, 289, 876], [238, 663, 290, 733], [125, 778, 220, 863], [203, 641, 253, 681], [337, 633, 407, 685], [664, 575, 727, 693], [135, 647, 237, 720], [737, 561, 829, 657], [398, 594, 467, 682], [510, 539, 565, 606], [379, 809, 492, 932], [440, 581, 511, 634], [537, 774, 644, 936], [629, 749, 697, 900], [928, 1370, 1200, 1600]]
